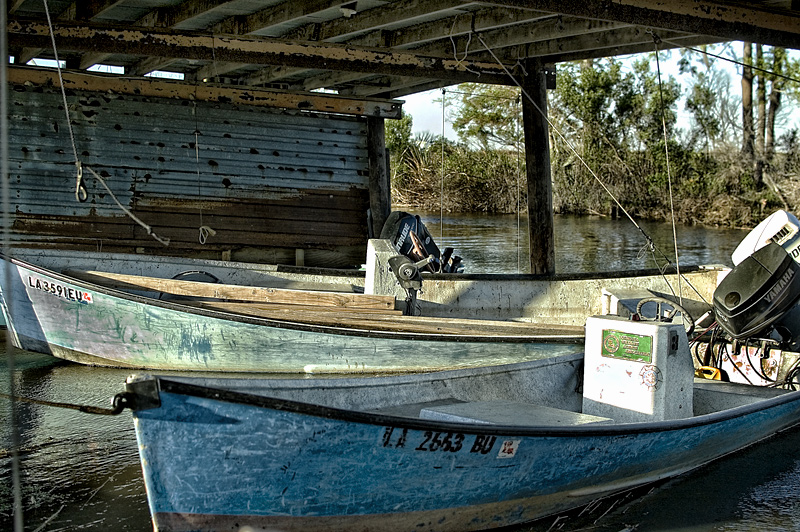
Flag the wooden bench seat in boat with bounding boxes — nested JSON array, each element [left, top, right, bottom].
[[368, 398, 468, 418], [419, 400, 613, 426]]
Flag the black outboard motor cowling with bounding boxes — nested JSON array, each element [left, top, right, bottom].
[[380, 211, 463, 274], [713, 242, 800, 343]]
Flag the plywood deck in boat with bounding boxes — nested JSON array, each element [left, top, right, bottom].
[[65, 268, 584, 340], [180, 300, 585, 339]]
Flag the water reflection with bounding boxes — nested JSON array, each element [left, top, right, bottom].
[[419, 212, 748, 274], [1, 351, 150, 532]]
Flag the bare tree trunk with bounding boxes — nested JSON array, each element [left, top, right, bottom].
[[741, 43, 754, 168], [754, 44, 766, 188], [756, 45, 767, 154], [766, 47, 785, 164]]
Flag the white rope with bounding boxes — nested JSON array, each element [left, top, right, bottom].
[[449, 15, 480, 76], [199, 225, 216, 245], [43, 0, 170, 247], [84, 166, 170, 246]]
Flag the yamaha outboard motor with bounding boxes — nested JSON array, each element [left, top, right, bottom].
[[380, 211, 463, 274], [714, 242, 800, 350]]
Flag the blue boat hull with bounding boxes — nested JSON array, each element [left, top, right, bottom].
[[129, 370, 800, 531]]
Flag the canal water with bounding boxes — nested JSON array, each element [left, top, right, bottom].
[[2, 213, 800, 532]]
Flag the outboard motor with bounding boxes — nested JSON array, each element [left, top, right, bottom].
[[713, 242, 800, 350], [380, 211, 463, 274], [731, 210, 800, 265]]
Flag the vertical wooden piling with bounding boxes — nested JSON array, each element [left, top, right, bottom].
[[522, 59, 555, 275], [367, 116, 391, 238]]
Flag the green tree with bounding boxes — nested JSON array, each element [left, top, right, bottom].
[[548, 57, 682, 214], [385, 111, 413, 156], [448, 85, 522, 150]]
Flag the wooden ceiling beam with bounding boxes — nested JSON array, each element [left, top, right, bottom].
[[7, 20, 514, 85], [248, 4, 553, 88], [8, 0, 27, 14], [298, 15, 628, 92], [7, 65, 403, 118], [286, 0, 477, 42], [211, 0, 350, 36], [134, 1, 373, 77], [16, 47, 41, 66], [479, 0, 800, 50], [239, 0, 479, 86], [537, 34, 723, 63], [75, 0, 127, 21], [153, 0, 239, 30]]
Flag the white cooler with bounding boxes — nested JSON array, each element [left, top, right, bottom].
[[582, 315, 694, 423]]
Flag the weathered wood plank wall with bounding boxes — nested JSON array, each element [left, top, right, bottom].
[[8, 82, 373, 267]]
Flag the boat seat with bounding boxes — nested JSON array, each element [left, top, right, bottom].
[[367, 398, 467, 418], [693, 379, 790, 415], [419, 400, 613, 427]]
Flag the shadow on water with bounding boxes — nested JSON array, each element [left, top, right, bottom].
[[517, 426, 800, 532]]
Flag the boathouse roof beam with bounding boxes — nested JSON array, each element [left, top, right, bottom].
[[129, 0, 357, 78], [6, 20, 516, 86], [477, 0, 800, 51], [195, 0, 492, 87], [296, 15, 634, 94]]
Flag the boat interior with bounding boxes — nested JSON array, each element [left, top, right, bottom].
[[146, 349, 792, 429]]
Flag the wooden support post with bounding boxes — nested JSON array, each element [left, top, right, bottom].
[[367, 116, 391, 238], [522, 59, 555, 275]]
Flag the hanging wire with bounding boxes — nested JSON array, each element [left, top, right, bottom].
[[474, 34, 643, 236], [651, 32, 683, 305], [515, 94, 523, 273], [43, 0, 78, 168], [660, 37, 800, 85], [440, 88, 446, 239], [474, 31, 710, 303]]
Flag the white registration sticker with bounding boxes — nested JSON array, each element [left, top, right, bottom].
[[497, 440, 520, 459]]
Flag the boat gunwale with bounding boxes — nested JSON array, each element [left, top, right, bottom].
[[138, 371, 800, 439], [4, 254, 586, 343]]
